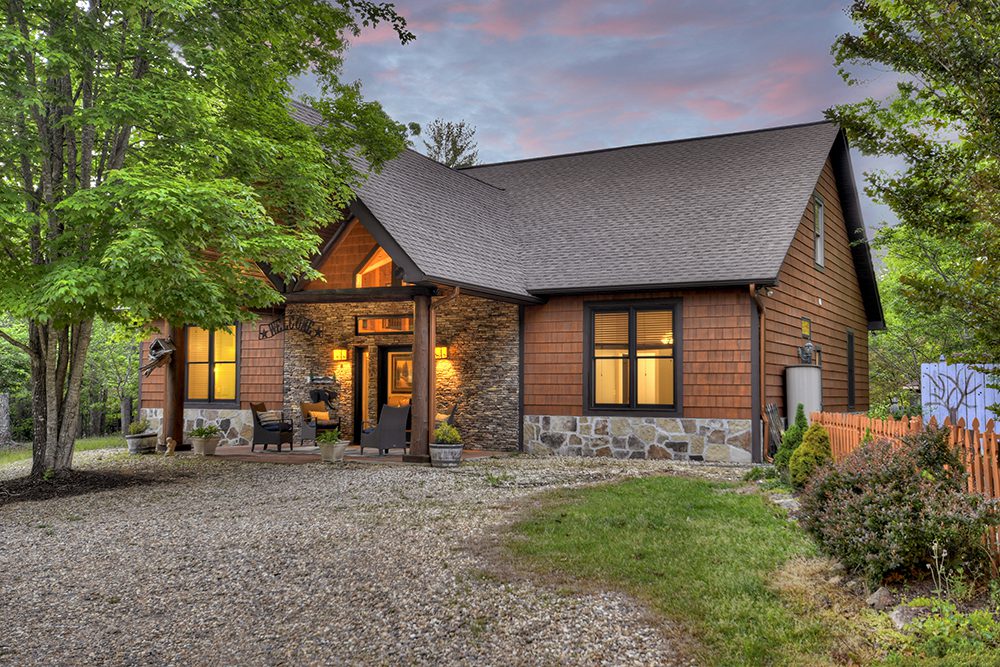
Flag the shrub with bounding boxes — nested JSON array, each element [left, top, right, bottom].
[[799, 428, 1000, 585], [128, 419, 150, 436], [189, 424, 222, 438], [788, 423, 832, 488], [902, 599, 1000, 659], [774, 403, 808, 473], [433, 422, 461, 444]]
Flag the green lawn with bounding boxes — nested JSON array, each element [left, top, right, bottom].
[[0, 435, 126, 467], [509, 475, 841, 666]]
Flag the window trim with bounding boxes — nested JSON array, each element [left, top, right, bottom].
[[813, 192, 825, 269], [354, 314, 414, 336], [583, 299, 683, 417], [353, 245, 401, 289], [184, 324, 240, 408]]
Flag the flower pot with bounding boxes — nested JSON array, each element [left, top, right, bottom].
[[320, 440, 350, 463], [429, 443, 463, 468], [192, 436, 221, 456], [125, 432, 157, 455]]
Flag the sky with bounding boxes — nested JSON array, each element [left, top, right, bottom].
[[296, 0, 904, 234]]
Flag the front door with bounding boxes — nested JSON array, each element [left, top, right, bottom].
[[353, 345, 412, 444]]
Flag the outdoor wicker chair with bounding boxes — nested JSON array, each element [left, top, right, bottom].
[[299, 401, 342, 443], [360, 404, 410, 455], [250, 403, 293, 453]]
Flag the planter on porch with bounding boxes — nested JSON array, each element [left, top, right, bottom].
[[317, 428, 349, 463], [189, 424, 223, 456], [430, 423, 463, 468]]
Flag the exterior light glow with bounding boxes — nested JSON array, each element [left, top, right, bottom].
[[434, 345, 448, 360], [332, 348, 348, 362]]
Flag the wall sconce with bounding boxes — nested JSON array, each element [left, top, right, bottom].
[[332, 348, 348, 362], [435, 345, 448, 360]]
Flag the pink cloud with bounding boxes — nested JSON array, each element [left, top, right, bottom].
[[682, 97, 747, 121]]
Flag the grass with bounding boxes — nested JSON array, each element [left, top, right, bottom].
[[0, 434, 126, 467], [509, 475, 850, 666]]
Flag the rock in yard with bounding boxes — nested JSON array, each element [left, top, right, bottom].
[[889, 605, 930, 630], [866, 586, 895, 611]]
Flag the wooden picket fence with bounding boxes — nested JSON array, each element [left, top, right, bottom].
[[811, 411, 1000, 556]]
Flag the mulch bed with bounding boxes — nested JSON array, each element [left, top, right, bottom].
[[0, 469, 185, 507]]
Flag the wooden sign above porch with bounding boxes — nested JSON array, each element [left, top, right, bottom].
[[259, 315, 323, 340]]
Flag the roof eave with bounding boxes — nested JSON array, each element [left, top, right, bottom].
[[527, 278, 778, 296]]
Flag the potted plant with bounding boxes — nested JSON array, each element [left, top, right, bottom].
[[317, 427, 350, 463], [430, 423, 463, 468], [124, 419, 157, 455], [189, 424, 223, 456]]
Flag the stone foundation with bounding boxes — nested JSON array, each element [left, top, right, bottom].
[[522, 415, 753, 462], [139, 407, 253, 447]]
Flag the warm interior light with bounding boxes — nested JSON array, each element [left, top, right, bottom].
[[435, 345, 448, 360], [660, 334, 674, 345], [332, 348, 348, 362]]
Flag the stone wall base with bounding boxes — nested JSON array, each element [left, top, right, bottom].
[[523, 415, 753, 463], [140, 408, 253, 447]]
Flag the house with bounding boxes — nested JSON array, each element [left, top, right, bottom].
[[138, 108, 883, 464]]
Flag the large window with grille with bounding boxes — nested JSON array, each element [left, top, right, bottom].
[[585, 301, 680, 413], [186, 326, 238, 403]]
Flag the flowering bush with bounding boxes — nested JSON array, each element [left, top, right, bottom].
[[799, 428, 999, 584]]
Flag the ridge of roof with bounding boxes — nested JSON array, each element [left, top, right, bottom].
[[461, 119, 836, 170]]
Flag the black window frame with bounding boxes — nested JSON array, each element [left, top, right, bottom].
[[184, 324, 240, 408], [354, 314, 414, 336], [583, 299, 683, 417], [847, 329, 856, 410]]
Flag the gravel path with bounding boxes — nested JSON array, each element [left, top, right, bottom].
[[0, 452, 744, 666]]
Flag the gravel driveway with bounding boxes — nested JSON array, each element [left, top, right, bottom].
[[0, 452, 742, 666]]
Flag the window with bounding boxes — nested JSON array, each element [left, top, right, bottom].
[[586, 302, 680, 413], [355, 247, 394, 288], [813, 193, 825, 268], [186, 326, 237, 403], [847, 330, 856, 410], [355, 314, 414, 335]]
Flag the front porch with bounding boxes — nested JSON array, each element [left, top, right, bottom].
[[214, 443, 509, 465]]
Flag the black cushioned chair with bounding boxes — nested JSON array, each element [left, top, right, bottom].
[[250, 403, 293, 452], [360, 405, 410, 455]]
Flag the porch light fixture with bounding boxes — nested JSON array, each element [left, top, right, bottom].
[[332, 348, 349, 362], [435, 345, 448, 360]]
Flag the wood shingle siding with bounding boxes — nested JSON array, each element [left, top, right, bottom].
[[305, 219, 379, 290], [523, 289, 752, 419], [763, 157, 870, 417]]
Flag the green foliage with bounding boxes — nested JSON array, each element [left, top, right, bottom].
[[421, 119, 479, 168], [127, 420, 150, 436], [828, 2, 1000, 369], [799, 428, 1000, 585], [316, 427, 342, 444], [510, 476, 839, 665], [188, 425, 222, 439], [788, 423, 832, 488], [743, 465, 780, 482], [774, 403, 808, 473], [898, 599, 1000, 661], [433, 422, 462, 445]]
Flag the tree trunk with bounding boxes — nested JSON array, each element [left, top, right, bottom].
[[29, 320, 94, 477], [120, 396, 132, 435]]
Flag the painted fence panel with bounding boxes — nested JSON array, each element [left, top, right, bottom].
[[921, 360, 1000, 431]]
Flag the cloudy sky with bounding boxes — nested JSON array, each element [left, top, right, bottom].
[[298, 0, 903, 232]]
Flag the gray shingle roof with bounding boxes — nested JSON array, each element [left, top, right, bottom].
[[289, 103, 869, 309], [463, 121, 841, 292]]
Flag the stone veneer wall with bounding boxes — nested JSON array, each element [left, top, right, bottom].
[[523, 415, 752, 462], [282, 295, 519, 450], [140, 407, 253, 447]]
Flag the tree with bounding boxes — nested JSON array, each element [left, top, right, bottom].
[[83, 320, 143, 435], [828, 1, 1000, 368], [0, 0, 413, 477], [422, 118, 480, 167]]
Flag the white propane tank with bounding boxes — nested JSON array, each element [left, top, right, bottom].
[[785, 365, 822, 422]]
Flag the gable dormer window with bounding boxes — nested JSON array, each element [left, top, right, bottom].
[[355, 247, 394, 288], [813, 193, 825, 268]]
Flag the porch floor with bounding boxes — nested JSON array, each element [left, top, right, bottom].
[[213, 444, 511, 465]]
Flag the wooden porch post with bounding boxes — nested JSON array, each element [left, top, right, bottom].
[[428, 307, 437, 445], [162, 323, 187, 448], [405, 295, 431, 463]]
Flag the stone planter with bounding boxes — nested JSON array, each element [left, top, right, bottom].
[[192, 436, 221, 456], [125, 432, 157, 455], [429, 443, 463, 468], [319, 440, 350, 463]]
